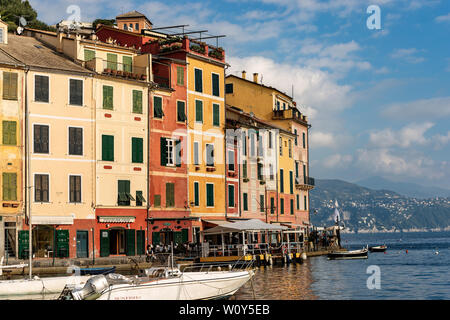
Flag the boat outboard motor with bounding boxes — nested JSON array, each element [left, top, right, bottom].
[[71, 275, 110, 300]]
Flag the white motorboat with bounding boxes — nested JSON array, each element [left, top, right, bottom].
[[0, 274, 91, 298], [59, 265, 255, 300]]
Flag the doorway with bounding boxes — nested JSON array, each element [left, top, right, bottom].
[[159, 228, 173, 246], [109, 228, 126, 255], [4, 222, 16, 258], [76, 230, 89, 258]]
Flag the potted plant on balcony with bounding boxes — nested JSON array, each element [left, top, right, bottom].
[[190, 43, 206, 54], [140, 74, 147, 80], [243, 177, 250, 182], [209, 47, 224, 60]]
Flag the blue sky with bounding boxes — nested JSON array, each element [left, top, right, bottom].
[[30, 0, 450, 189]]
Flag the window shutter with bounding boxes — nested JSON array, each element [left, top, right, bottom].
[[175, 139, 181, 167], [35, 75, 49, 102], [84, 49, 95, 62], [154, 96, 163, 118], [194, 182, 199, 206], [243, 160, 247, 178], [260, 195, 265, 212], [212, 73, 220, 97], [228, 185, 235, 207], [2, 173, 17, 201], [132, 137, 143, 163], [3, 72, 18, 100], [195, 100, 203, 122], [290, 199, 294, 215], [195, 69, 202, 92], [103, 86, 113, 110], [3, 121, 16, 146], [154, 195, 161, 207], [193, 142, 199, 165], [102, 135, 114, 161], [160, 137, 168, 166], [280, 198, 284, 214], [206, 184, 214, 207], [123, 56, 132, 73], [213, 104, 220, 126], [280, 169, 284, 193], [166, 183, 175, 207], [107, 53, 118, 70], [10, 72, 18, 100], [177, 101, 186, 122], [133, 90, 142, 114], [243, 193, 248, 211], [290, 171, 294, 194], [177, 66, 184, 85]]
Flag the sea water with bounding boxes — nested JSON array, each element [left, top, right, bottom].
[[234, 231, 450, 300]]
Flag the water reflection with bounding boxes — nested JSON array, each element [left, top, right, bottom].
[[233, 261, 317, 300]]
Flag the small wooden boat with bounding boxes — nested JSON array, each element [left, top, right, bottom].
[[328, 246, 368, 260], [79, 266, 116, 276], [369, 245, 387, 252]]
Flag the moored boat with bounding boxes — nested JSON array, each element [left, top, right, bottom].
[[79, 266, 116, 275], [59, 264, 254, 300], [327, 246, 368, 260], [369, 245, 387, 252]]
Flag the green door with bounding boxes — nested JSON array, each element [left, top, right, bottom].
[[18, 230, 29, 259], [174, 231, 183, 245], [56, 230, 69, 258], [152, 231, 160, 245], [100, 229, 110, 257], [181, 228, 189, 243], [136, 230, 145, 255], [126, 229, 135, 256]]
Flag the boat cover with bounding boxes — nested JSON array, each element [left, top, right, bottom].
[[201, 219, 288, 235]]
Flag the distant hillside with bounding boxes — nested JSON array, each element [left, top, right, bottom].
[[309, 179, 450, 233], [355, 176, 450, 199]]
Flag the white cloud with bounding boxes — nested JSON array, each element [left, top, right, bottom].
[[390, 48, 425, 64], [310, 131, 336, 148], [435, 13, 450, 23], [382, 96, 450, 120], [369, 122, 434, 148], [323, 154, 353, 168]]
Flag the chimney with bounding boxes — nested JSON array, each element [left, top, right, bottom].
[[253, 73, 258, 83], [242, 70, 246, 79]]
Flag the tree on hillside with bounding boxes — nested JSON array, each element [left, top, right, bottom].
[[92, 18, 116, 30], [0, 0, 55, 32]]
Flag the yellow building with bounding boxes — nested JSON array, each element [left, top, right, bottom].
[[0, 20, 25, 259], [186, 42, 227, 229], [225, 72, 313, 227]]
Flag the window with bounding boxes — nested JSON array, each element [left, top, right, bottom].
[[270, 198, 275, 214], [123, 56, 132, 73], [166, 183, 175, 207], [84, 49, 95, 62], [228, 185, 235, 207], [69, 79, 83, 106], [177, 66, 184, 85], [193, 142, 199, 165], [280, 198, 284, 215], [161, 138, 181, 167], [243, 193, 248, 211], [294, 129, 298, 146], [260, 195, 265, 213], [153, 96, 163, 118], [135, 23, 139, 31], [206, 144, 214, 166], [279, 137, 283, 156], [0, 28, 3, 44], [296, 162, 299, 179], [102, 85, 113, 110], [34, 125, 49, 154], [2, 173, 17, 201], [2, 121, 16, 146], [132, 137, 143, 163], [212, 103, 220, 126], [154, 195, 161, 207], [133, 90, 143, 114], [289, 140, 292, 158], [177, 101, 186, 122], [257, 163, 263, 181], [206, 183, 214, 207], [243, 160, 248, 178], [303, 132, 306, 149], [303, 164, 307, 183], [258, 134, 263, 156], [195, 100, 203, 123], [136, 191, 146, 206], [269, 131, 273, 149], [228, 150, 235, 171], [242, 131, 247, 156], [194, 68, 202, 92], [280, 169, 284, 193], [225, 83, 233, 94], [290, 171, 294, 194], [35, 75, 49, 102], [304, 195, 308, 211], [290, 199, 294, 215], [107, 53, 118, 70], [101, 135, 114, 161], [3, 72, 18, 100], [69, 175, 81, 203], [296, 194, 300, 210], [269, 164, 274, 180], [194, 182, 199, 206], [69, 127, 83, 156], [35, 174, 49, 202], [250, 131, 255, 157], [212, 73, 220, 96], [118, 180, 134, 206]]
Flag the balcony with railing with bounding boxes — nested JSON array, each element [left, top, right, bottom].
[[295, 176, 315, 190], [102, 59, 148, 81], [272, 107, 308, 124]]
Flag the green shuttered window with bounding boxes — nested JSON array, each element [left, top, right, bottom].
[[133, 90, 143, 114], [270, 198, 275, 214], [154, 96, 163, 118], [212, 73, 220, 97], [280, 198, 284, 215], [84, 49, 95, 62], [290, 199, 294, 215], [243, 193, 248, 211], [123, 56, 132, 73], [260, 195, 265, 213], [2, 172, 17, 201], [213, 103, 220, 126], [194, 182, 199, 206], [194, 68, 202, 93], [290, 171, 294, 194], [206, 184, 214, 207], [132, 137, 143, 163], [33, 125, 49, 154], [177, 101, 186, 122], [280, 169, 284, 193], [228, 185, 235, 207], [177, 66, 184, 85], [3, 72, 18, 100], [107, 53, 118, 70], [35, 75, 49, 103], [118, 180, 134, 206], [195, 100, 203, 123], [166, 183, 175, 207], [103, 85, 113, 110], [102, 135, 114, 161], [2, 121, 16, 146]]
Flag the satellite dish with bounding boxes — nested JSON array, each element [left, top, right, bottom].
[[19, 17, 27, 27], [16, 26, 23, 35]]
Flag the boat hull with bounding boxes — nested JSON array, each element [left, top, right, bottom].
[[0, 275, 91, 297], [327, 249, 368, 260], [369, 246, 387, 252], [95, 270, 253, 300]]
